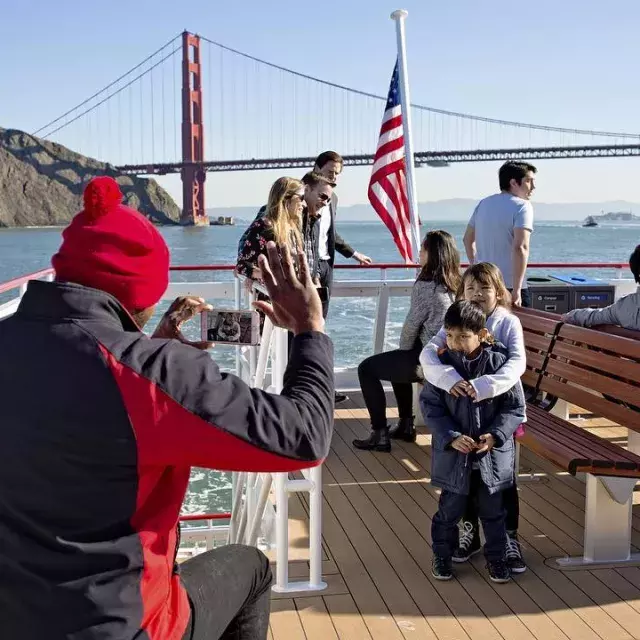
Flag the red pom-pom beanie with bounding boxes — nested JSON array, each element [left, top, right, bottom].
[[52, 177, 170, 311]]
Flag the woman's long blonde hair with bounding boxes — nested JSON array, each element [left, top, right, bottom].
[[265, 177, 304, 251], [456, 262, 512, 309]]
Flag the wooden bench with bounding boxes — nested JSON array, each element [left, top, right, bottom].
[[514, 307, 640, 567]]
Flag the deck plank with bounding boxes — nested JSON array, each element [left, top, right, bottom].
[[340, 397, 625, 640], [334, 410, 584, 640], [324, 594, 374, 640], [269, 390, 640, 640], [270, 599, 306, 639], [295, 596, 340, 640]]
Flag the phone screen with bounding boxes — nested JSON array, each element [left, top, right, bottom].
[[200, 309, 261, 346]]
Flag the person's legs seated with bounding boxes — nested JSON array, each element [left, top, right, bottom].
[[353, 353, 391, 452], [476, 480, 510, 583], [389, 380, 416, 442], [181, 543, 273, 640], [431, 489, 468, 580]]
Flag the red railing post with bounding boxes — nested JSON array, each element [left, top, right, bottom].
[[180, 31, 207, 226]]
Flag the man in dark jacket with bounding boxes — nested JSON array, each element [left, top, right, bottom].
[[313, 151, 372, 403], [0, 177, 334, 640], [420, 301, 525, 584]]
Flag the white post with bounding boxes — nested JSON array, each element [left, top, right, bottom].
[[391, 9, 421, 261], [308, 465, 326, 589], [273, 472, 289, 590]]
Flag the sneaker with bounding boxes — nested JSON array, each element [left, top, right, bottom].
[[452, 521, 481, 563], [487, 559, 511, 583], [506, 533, 527, 574], [431, 555, 453, 581]]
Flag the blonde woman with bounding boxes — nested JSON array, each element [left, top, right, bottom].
[[236, 177, 305, 281]]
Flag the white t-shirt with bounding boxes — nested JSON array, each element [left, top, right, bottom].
[[317, 205, 332, 261], [468, 192, 534, 290]]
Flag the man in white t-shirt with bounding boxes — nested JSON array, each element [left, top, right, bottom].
[[463, 162, 537, 307]]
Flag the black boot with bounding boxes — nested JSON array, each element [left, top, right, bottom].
[[353, 427, 391, 452], [389, 416, 416, 442]]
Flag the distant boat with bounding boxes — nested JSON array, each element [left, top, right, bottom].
[[582, 215, 598, 228]]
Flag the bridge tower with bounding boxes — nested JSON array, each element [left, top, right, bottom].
[[180, 31, 207, 226]]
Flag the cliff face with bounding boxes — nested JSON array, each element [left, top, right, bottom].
[[0, 128, 180, 227]]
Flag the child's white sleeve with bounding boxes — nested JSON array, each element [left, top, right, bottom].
[[470, 315, 527, 401], [419, 327, 464, 392]]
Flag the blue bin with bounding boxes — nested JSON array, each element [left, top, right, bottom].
[[550, 273, 603, 286], [549, 273, 615, 310]]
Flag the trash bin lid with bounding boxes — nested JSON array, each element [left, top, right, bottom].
[[526, 276, 558, 284], [550, 273, 602, 286]]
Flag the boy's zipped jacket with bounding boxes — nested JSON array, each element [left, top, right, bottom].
[[420, 342, 525, 496]]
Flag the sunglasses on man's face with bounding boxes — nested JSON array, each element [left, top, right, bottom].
[[318, 193, 330, 202]]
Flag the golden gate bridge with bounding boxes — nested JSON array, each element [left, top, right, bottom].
[[33, 31, 640, 225]]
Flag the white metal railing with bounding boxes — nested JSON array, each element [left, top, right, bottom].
[[3, 267, 639, 587]]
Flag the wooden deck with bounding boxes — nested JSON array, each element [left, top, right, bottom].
[[268, 391, 640, 640]]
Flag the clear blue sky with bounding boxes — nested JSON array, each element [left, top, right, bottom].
[[3, 0, 640, 210]]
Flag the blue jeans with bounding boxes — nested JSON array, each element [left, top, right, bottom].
[[432, 470, 507, 562], [181, 544, 272, 640]]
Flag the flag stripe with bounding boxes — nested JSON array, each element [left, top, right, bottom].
[[367, 60, 415, 263]]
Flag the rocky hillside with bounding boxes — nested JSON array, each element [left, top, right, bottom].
[[0, 128, 180, 227]]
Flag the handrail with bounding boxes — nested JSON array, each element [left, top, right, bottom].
[[0, 262, 630, 295], [179, 512, 231, 522], [0, 268, 56, 294]]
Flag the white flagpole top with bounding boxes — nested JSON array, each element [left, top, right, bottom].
[[390, 9, 408, 20]]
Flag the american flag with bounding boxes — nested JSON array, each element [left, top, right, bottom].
[[368, 61, 414, 263]]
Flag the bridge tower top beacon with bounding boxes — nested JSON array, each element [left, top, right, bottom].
[[181, 30, 207, 226]]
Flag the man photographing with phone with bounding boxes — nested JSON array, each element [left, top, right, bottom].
[[0, 177, 333, 640]]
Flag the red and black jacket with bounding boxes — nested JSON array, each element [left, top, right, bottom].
[[0, 280, 334, 639]]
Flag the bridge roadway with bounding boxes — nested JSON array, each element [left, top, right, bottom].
[[116, 142, 640, 175]]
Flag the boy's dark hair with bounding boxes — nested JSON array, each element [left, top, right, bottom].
[[302, 171, 335, 189], [630, 245, 640, 283], [314, 151, 344, 171], [444, 300, 487, 334], [498, 161, 537, 192]]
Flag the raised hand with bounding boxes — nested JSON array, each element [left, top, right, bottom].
[[252, 241, 324, 336], [152, 296, 214, 350]]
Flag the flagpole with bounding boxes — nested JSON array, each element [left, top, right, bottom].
[[391, 9, 421, 263]]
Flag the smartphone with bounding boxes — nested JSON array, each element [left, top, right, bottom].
[[201, 309, 261, 346]]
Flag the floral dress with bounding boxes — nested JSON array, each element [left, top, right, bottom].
[[236, 215, 303, 280]]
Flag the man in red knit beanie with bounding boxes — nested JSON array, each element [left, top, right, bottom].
[[52, 176, 170, 315], [0, 175, 334, 640]]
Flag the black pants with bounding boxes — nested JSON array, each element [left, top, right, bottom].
[[508, 287, 531, 308], [318, 259, 333, 319], [181, 544, 272, 640], [432, 471, 507, 562], [464, 480, 519, 533], [358, 346, 423, 429]]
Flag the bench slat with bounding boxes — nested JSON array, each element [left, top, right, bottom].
[[524, 405, 640, 477], [545, 357, 640, 409], [538, 376, 640, 432], [558, 324, 640, 359], [551, 339, 640, 383], [527, 407, 640, 464]]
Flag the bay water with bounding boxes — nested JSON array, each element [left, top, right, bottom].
[[1, 220, 637, 514]]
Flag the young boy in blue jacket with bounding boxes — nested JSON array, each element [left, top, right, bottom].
[[421, 300, 526, 583]]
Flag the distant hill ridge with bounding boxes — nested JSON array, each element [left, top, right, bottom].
[[0, 127, 180, 227]]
